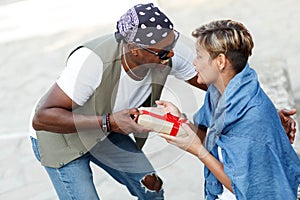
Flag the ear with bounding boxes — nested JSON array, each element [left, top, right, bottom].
[[216, 53, 226, 71], [127, 43, 139, 56]]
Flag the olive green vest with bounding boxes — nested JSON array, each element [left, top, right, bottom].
[[36, 34, 172, 168]]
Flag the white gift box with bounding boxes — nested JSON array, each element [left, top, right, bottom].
[[137, 107, 187, 136]]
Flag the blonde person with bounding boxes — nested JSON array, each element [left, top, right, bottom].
[[158, 19, 300, 199]]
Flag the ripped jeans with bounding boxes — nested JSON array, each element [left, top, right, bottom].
[[30, 132, 164, 200]]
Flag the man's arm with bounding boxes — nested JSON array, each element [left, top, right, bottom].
[[186, 75, 208, 91], [32, 83, 102, 133], [32, 83, 150, 134]]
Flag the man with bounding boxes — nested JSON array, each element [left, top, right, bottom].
[[30, 3, 297, 200]]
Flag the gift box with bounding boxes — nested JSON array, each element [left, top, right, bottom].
[[137, 107, 187, 136]]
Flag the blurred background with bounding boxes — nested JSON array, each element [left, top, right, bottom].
[[0, 0, 299, 199]]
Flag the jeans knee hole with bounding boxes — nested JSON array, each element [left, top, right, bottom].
[[141, 173, 163, 192]]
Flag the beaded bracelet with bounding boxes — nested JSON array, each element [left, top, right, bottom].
[[106, 113, 111, 132], [102, 114, 107, 133]]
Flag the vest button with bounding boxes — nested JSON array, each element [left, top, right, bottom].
[[59, 162, 64, 167], [79, 151, 84, 155]]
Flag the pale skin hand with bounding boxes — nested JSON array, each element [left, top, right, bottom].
[[156, 100, 206, 141], [159, 123, 206, 157], [32, 83, 151, 135], [159, 123, 233, 193], [156, 100, 233, 192], [155, 100, 182, 117]]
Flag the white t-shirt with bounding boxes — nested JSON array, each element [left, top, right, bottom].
[[57, 37, 196, 107], [29, 37, 197, 138]]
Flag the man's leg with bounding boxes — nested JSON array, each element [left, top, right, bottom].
[[90, 132, 164, 200], [30, 137, 100, 200]]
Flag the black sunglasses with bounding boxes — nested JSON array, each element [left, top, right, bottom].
[[137, 30, 180, 60]]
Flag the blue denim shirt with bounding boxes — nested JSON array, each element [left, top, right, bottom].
[[194, 64, 300, 199]]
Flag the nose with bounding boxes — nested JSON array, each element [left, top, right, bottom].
[[168, 50, 175, 58], [159, 49, 174, 61]]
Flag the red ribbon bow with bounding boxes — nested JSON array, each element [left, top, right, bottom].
[[142, 110, 187, 136]]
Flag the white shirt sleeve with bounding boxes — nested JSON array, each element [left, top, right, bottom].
[[170, 36, 197, 81], [56, 47, 103, 106]]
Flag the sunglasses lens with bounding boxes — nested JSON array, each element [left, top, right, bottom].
[[159, 50, 170, 60]]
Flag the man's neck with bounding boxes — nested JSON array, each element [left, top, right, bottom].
[[122, 49, 149, 81]]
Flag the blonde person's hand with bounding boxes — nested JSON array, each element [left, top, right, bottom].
[[155, 100, 182, 117], [159, 123, 209, 159]]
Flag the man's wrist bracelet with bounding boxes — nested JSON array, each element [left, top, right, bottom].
[[102, 114, 108, 133], [106, 113, 111, 132]]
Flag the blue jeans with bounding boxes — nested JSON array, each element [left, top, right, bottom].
[[31, 133, 164, 200]]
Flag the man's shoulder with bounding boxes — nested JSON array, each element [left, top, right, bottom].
[[83, 34, 116, 49], [81, 34, 122, 63]]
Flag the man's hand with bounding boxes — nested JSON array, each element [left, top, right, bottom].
[[109, 108, 152, 135], [278, 108, 297, 144]]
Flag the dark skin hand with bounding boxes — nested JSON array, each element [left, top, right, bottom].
[[187, 76, 208, 91], [278, 108, 297, 144], [32, 83, 151, 134]]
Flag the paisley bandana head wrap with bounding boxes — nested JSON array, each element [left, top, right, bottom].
[[115, 3, 174, 46]]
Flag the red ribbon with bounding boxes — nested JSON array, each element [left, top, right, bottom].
[[141, 110, 187, 136]]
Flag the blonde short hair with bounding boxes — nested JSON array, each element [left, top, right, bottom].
[[192, 19, 254, 73]]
